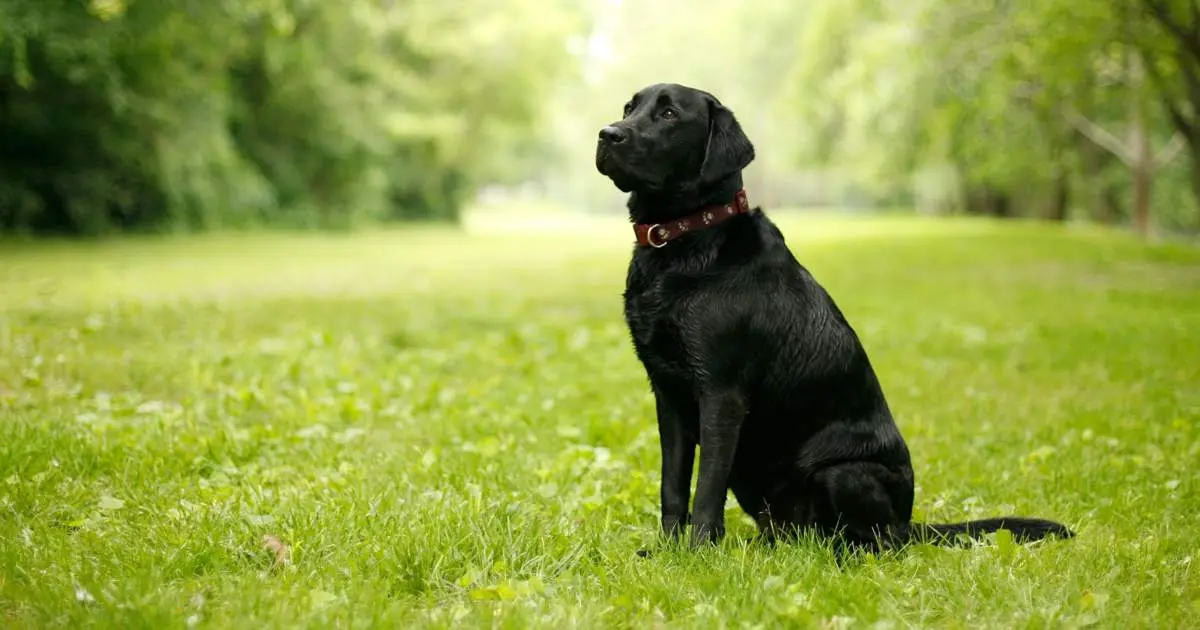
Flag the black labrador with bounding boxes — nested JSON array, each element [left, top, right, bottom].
[[595, 82, 1074, 553]]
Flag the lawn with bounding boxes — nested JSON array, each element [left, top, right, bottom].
[[1, 213, 1197, 629]]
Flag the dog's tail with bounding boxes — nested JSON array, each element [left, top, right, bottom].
[[889, 516, 1075, 547]]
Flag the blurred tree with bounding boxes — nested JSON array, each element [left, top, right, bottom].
[[1141, 0, 1200, 214], [0, 0, 586, 235], [787, 0, 1200, 236]]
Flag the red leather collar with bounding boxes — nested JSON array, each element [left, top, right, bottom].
[[633, 189, 752, 248]]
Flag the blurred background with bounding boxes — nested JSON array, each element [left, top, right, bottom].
[[2, 0, 1198, 239]]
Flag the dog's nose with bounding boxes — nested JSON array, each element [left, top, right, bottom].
[[599, 126, 627, 144]]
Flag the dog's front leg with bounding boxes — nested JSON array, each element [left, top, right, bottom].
[[690, 388, 745, 547], [654, 387, 696, 539]]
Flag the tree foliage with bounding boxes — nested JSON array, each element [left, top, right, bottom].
[[788, 0, 1200, 235], [4, 0, 1198, 237], [0, 0, 585, 235]]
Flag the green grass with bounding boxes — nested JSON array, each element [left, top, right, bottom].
[[1, 213, 1198, 629]]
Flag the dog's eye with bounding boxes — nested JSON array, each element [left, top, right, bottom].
[[660, 107, 678, 119], [623, 103, 634, 117]]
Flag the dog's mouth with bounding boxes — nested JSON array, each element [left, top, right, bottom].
[[597, 162, 636, 193], [595, 143, 612, 173], [595, 145, 632, 189], [596, 144, 666, 194]]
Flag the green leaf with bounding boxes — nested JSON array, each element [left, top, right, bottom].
[[994, 527, 1015, 560], [97, 496, 125, 510], [494, 582, 518, 600], [762, 575, 786, 590], [309, 590, 338, 610], [456, 568, 481, 588], [469, 587, 499, 601]]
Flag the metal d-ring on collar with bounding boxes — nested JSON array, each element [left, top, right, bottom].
[[645, 224, 669, 248]]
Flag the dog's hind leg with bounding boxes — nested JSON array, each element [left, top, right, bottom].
[[809, 461, 915, 551]]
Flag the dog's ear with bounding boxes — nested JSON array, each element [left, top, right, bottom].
[[699, 97, 755, 184]]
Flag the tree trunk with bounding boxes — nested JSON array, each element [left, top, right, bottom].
[[1180, 119, 1200, 223], [1191, 144, 1200, 219], [1131, 164, 1152, 235], [964, 186, 1012, 217], [1142, 1, 1200, 226], [1075, 103, 1122, 223], [1103, 189, 1124, 224], [964, 187, 987, 215], [992, 190, 1012, 217], [1129, 52, 1154, 237], [1049, 171, 1070, 221], [1042, 119, 1071, 222]]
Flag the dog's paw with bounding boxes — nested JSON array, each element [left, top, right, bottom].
[[661, 513, 690, 539], [688, 521, 725, 549]]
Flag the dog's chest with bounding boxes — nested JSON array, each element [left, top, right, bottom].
[[623, 268, 696, 379]]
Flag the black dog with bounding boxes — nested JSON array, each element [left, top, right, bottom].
[[595, 83, 1074, 552]]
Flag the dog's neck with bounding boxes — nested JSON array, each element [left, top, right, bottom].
[[626, 173, 744, 225]]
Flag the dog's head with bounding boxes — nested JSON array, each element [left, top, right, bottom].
[[595, 83, 755, 195]]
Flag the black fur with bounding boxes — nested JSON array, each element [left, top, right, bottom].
[[595, 83, 1075, 552]]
